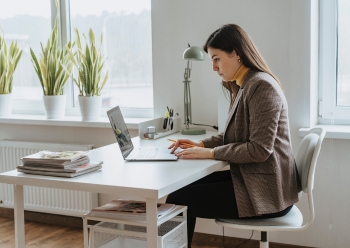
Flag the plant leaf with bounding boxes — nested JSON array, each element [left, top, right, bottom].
[[98, 71, 108, 95], [30, 48, 45, 95]]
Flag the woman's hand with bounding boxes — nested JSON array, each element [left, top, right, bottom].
[[175, 147, 213, 159], [168, 139, 203, 154], [168, 139, 214, 159]]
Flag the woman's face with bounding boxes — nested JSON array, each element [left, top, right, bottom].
[[207, 47, 242, 82]]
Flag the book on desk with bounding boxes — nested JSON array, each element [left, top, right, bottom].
[[17, 150, 102, 178], [21, 150, 88, 162]]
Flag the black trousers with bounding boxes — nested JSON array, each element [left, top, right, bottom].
[[166, 170, 292, 247]]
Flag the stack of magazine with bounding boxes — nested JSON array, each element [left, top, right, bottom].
[[17, 150, 103, 178], [89, 200, 176, 220]]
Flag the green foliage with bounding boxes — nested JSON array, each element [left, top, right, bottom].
[[0, 31, 22, 94], [30, 13, 74, 96], [67, 28, 108, 96]]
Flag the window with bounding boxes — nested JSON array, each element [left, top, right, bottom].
[[320, 0, 350, 122], [0, 0, 51, 101], [0, 0, 153, 118], [336, 0, 350, 107]]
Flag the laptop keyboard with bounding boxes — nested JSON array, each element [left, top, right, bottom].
[[133, 148, 159, 159]]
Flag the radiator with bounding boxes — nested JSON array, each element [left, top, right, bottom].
[[0, 140, 98, 217]]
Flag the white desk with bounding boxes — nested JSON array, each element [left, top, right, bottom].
[[0, 131, 228, 248]]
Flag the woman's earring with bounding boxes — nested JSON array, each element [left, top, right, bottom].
[[238, 58, 241, 63]]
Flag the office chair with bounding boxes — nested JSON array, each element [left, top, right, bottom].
[[215, 127, 326, 248]]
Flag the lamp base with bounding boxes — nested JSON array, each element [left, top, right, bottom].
[[181, 127, 206, 135]]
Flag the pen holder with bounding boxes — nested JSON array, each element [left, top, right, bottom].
[[139, 116, 181, 140], [162, 117, 174, 132]]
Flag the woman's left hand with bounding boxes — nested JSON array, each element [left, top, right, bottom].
[[175, 147, 213, 159]]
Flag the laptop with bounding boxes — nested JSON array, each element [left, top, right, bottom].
[[107, 106, 178, 161]]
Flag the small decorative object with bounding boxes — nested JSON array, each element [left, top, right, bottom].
[[147, 126, 156, 139], [30, 1, 74, 119], [0, 30, 22, 117], [67, 28, 108, 121], [181, 44, 206, 135]]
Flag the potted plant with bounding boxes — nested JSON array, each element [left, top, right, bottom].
[[0, 32, 22, 117], [67, 28, 108, 121], [30, 7, 74, 119]]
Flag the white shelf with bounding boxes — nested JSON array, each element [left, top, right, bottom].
[[0, 114, 150, 129], [83, 205, 187, 227], [83, 205, 188, 248], [299, 124, 350, 139], [139, 116, 182, 139]]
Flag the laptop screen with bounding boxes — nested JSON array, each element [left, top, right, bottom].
[[107, 106, 133, 159]]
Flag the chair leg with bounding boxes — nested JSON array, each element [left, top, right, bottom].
[[260, 231, 269, 248]]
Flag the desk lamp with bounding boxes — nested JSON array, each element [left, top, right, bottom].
[[181, 44, 206, 135]]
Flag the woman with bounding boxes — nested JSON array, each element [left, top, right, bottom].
[[167, 24, 301, 247]]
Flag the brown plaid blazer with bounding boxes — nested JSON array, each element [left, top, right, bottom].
[[201, 70, 301, 217]]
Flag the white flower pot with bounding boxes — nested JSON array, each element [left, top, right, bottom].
[[43, 95, 66, 119], [78, 95, 102, 121], [0, 93, 13, 117]]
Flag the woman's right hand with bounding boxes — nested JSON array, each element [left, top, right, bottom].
[[169, 139, 203, 154]]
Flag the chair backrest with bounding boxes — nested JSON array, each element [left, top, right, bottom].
[[295, 127, 326, 193], [294, 127, 325, 228]]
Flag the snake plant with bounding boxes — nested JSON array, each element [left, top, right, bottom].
[[0, 32, 22, 94], [30, 12, 74, 96], [67, 28, 108, 97]]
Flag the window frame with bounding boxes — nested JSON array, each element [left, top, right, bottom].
[[319, 0, 350, 123], [10, 0, 153, 119]]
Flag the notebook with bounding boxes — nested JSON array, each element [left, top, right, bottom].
[[107, 106, 178, 161]]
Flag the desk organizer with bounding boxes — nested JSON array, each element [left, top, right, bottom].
[[83, 205, 187, 248], [139, 116, 182, 140]]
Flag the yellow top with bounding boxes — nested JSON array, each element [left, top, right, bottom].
[[231, 64, 250, 86]]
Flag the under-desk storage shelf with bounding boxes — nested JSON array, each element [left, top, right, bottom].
[[83, 205, 188, 248]]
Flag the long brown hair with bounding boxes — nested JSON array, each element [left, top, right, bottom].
[[203, 24, 281, 108]]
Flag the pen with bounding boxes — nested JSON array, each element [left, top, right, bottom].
[[167, 139, 196, 147], [169, 109, 173, 130]]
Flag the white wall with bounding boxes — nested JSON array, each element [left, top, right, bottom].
[[152, 0, 313, 144], [0, 0, 349, 247]]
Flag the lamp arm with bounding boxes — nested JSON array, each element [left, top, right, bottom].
[[184, 60, 191, 79], [183, 60, 192, 129]]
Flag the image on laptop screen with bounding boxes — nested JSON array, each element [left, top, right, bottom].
[[107, 106, 133, 158]]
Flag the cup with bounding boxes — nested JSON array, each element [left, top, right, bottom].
[[147, 126, 156, 139]]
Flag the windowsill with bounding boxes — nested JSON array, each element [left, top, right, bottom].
[[299, 124, 350, 139], [0, 114, 152, 129]]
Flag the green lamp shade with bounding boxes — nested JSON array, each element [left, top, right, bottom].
[[183, 46, 206, 61]]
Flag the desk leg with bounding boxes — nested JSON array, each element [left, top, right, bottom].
[[14, 184, 25, 248], [146, 198, 158, 248], [83, 217, 88, 248]]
